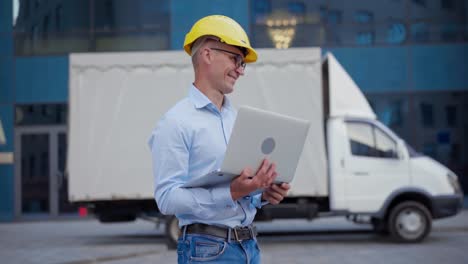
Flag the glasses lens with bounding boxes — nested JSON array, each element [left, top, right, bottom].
[[211, 48, 246, 70], [234, 55, 246, 70], [240, 61, 246, 69]]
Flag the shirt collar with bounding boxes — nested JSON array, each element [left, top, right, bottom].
[[188, 84, 233, 112]]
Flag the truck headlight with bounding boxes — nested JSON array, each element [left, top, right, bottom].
[[447, 172, 463, 195]]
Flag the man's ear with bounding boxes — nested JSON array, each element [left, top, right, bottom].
[[200, 48, 213, 66]]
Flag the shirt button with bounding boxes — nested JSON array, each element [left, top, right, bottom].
[[244, 196, 251, 200]]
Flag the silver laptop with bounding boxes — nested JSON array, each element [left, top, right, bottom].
[[182, 105, 310, 189]]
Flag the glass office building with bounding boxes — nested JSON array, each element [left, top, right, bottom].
[[0, 0, 467, 220]]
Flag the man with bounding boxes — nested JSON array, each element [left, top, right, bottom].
[[148, 15, 290, 263]]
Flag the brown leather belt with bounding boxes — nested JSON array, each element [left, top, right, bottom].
[[184, 223, 257, 241]]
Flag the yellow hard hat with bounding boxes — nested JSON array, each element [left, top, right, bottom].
[[183, 15, 258, 63]]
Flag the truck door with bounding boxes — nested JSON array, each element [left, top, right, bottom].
[[343, 120, 409, 212]]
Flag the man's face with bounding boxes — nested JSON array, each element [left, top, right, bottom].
[[208, 43, 246, 95]]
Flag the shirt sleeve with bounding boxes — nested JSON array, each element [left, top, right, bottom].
[[148, 117, 237, 219], [251, 193, 269, 208]]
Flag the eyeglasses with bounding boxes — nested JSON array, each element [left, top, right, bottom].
[[210, 48, 246, 70]]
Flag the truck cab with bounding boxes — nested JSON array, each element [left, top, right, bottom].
[[327, 116, 463, 242]]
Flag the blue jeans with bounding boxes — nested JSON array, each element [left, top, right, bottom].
[[177, 234, 261, 264]]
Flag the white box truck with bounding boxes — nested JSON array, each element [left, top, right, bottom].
[[68, 48, 463, 247]]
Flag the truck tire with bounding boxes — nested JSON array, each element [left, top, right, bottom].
[[387, 201, 431, 243], [165, 216, 179, 250]]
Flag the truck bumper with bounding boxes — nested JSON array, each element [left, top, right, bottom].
[[431, 194, 464, 219]]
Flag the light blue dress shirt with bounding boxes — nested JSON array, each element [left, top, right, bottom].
[[148, 85, 263, 228]]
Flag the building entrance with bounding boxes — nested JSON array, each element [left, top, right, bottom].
[[14, 126, 76, 219]]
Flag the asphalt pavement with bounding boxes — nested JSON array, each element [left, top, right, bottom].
[[1, 210, 467, 264]]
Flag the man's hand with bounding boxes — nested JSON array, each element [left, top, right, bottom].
[[262, 182, 290, 205], [230, 159, 277, 201]]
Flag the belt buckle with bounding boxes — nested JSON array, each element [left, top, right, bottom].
[[233, 228, 241, 242], [233, 226, 255, 242]]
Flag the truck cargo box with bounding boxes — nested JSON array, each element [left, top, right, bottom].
[[68, 48, 327, 201]]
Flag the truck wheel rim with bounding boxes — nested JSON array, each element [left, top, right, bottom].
[[396, 208, 425, 239]]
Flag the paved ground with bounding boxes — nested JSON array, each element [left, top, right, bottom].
[[1, 210, 467, 264]]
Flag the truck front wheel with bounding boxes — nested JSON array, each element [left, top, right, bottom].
[[165, 216, 179, 250], [387, 201, 431, 243]]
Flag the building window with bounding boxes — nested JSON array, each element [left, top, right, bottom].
[[15, 104, 68, 126], [411, 22, 430, 42], [319, 6, 327, 23], [383, 101, 403, 127], [95, 0, 115, 30], [318, 7, 343, 25], [32, 24, 39, 48], [412, 0, 427, 7], [28, 154, 36, 179], [420, 103, 434, 127], [441, 23, 458, 42], [23, 0, 30, 18], [423, 142, 437, 159], [387, 23, 407, 44], [254, 0, 271, 14], [356, 31, 374, 45], [42, 14, 49, 41], [288, 2, 306, 15], [354, 11, 373, 24], [252, 0, 271, 24], [441, 0, 455, 9], [55, 5, 63, 32], [446, 105, 457, 127], [35, 0, 42, 10], [40, 151, 48, 176], [450, 143, 460, 162], [328, 9, 342, 24]]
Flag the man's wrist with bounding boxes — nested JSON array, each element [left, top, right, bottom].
[[230, 184, 244, 201]]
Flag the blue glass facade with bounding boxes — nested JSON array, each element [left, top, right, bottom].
[[15, 56, 68, 103], [1, 0, 467, 221], [170, 0, 250, 50], [0, 49, 14, 104], [0, 0, 14, 221], [411, 44, 468, 90], [325, 47, 409, 92], [327, 43, 468, 92]]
